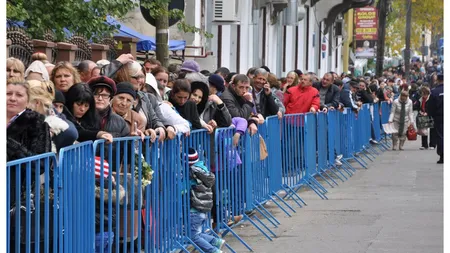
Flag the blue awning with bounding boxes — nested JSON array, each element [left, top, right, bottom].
[[107, 16, 186, 52]]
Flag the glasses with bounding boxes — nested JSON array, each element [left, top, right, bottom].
[[132, 75, 145, 80], [94, 94, 110, 100]]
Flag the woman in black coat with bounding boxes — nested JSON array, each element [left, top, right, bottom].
[[169, 79, 203, 130], [63, 83, 115, 143], [7, 78, 52, 252]]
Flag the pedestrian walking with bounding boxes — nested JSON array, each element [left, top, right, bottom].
[[427, 73, 444, 163], [388, 91, 415, 151]]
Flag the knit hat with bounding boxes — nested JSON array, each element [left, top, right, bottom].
[[94, 157, 110, 179], [88, 76, 117, 96], [208, 74, 225, 92], [180, 60, 200, 73], [53, 90, 66, 104], [188, 148, 199, 166], [115, 82, 136, 100]]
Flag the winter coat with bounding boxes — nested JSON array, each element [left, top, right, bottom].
[[220, 87, 255, 120], [251, 88, 280, 118], [189, 161, 215, 213], [158, 102, 191, 134], [427, 83, 444, 124], [357, 89, 374, 104], [339, 89, 359, 111], [389, 98, 414, 134], [52, 109, 78, 152], [135, 91, 165, 130], [99, 107, 130, 138], [200, 101, 233, 127], [313, 83, 341, 109], [168, 98, 203, 130], [284, 85, 320, 114], [7, 109, 52, 210]]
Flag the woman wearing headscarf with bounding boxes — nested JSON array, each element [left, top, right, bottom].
[[25, 60, 50, 81], [388, 90, 415, 150]]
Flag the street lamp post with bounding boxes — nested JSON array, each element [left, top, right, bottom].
[[422, 30, 425, 63]]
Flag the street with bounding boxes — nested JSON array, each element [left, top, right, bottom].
[[226, 140, 443, 253]]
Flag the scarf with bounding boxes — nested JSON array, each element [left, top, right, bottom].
[[98, 106, 111, 130], [398, 100, 406, 135]]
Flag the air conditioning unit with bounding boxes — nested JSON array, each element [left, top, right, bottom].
[[213, 0, 240, 22]]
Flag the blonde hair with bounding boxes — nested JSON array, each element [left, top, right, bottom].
[[7, 57, 25, 78], [28, 79, 56, 98], [7, 77, 30, 101], [51, 61, 81, 85], [28, 82, 54, 115], [31, 52, 48, 63], [286, 71, 299, 86]]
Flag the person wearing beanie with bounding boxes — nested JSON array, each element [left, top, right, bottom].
[[187, 147, 225, 253], [204, 76, 233, 128], [180, 60, 200, 73], [111, 82, 148, 140], [53, 90, 66, 114], [87, 76, 130, 138]]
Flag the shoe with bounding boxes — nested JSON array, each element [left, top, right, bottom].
[[227, 215, 243, 226], [419, 147, 427, 150], [213, 239, 226, 250], [437, 156, 444, 164], [245, 209, 256, 216], [430, 147, 435, 150], [370, 139, 379, 144], [336, 154, 343, 160], [334, 159, 342, 166]]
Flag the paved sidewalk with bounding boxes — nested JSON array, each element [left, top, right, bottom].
[[225, 140, 443, 253]]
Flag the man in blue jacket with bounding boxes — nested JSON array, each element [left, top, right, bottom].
[[427, 73, 444, 164], [313, 72, 341, 112]]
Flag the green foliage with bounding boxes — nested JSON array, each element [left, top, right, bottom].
[[7, 0, 137, 41], [385, 0, 443, 56], [8, 0, 213, 41]]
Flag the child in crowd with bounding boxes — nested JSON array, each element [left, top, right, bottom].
[[188, 148, 226, 253], [53, 90, 66, 114]]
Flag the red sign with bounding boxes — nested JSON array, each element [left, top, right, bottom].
[[355, 7, 378, 41]]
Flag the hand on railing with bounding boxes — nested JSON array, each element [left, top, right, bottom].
[[208, 119, 218, 129], [277, 111, 283, 119], [248, 123, 258, 136], [204, 124, 214, 134], [233, 132, 241, 147], [257, 113, 265, 124], [166, 126, 177, 140], [322, 107, 328, 113], [310, 107, 317, 114], [155, 127, 166, 142], [131, 128, 145, 141], [97, 131, 113, 144], [144, 128, 157, 142]]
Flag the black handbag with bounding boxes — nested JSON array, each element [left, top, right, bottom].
[[416, 115, 434, 129]]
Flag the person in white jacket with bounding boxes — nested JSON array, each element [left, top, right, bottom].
[[388, 90, 415, 150]]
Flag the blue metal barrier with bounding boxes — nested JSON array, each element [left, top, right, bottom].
[[7, 152, 59, 253], [327, 110, 351, 180], [316, 112, 340, 187], [58, 141, 96, 253]]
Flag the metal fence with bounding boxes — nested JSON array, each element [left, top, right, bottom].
[[7, 102, 393, 253]]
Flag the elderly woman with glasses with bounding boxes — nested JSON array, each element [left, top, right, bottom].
[[388, 90, 415, 150]]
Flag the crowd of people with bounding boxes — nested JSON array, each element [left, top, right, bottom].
[[6, 52, 444, 252]]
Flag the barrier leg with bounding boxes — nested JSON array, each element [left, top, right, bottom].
[[299, 178, 328, 200], [281, 184, 307, 206], [255, 203, 280, 227], [316, 169, 335, 188], [219, 223, 253, 252], [328, 164, 347, 182], [269, 193, 295, 215], [309, 176, 328, 194], [320, 168, 340, 186], [179, 238, 205, 253], [341, 159, 357, 173], [208, 229, 237, 253], [243, 214, 274, 241], [351, 155, 368, 169]]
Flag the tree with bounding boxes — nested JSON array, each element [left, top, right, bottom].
[[7, 0, 212, 51], [385, 0, 443, 57], [7, 0, 137, 41]]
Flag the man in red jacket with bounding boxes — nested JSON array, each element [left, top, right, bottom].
[[284, 74, 320, 114]]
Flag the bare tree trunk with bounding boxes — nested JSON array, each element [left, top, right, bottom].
[[404, 0, 412, 83], [156, 2, 169, 67], [376, 0, 388, 77]]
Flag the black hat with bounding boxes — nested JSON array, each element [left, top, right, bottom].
[[261, 66, 271, 73], [53, 90, 66, 104], [115, 82, 136, 100], [294, 69, 303, 77], [190, 81, 209, 114], [87, 76, 117, 96], [208, 74, 225, 93]]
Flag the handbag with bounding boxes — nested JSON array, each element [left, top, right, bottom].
[[407, 125, 417, 141], [259, 135, 268, 161], [416, 115, 434, 129], [417, 128, 428, 136]]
